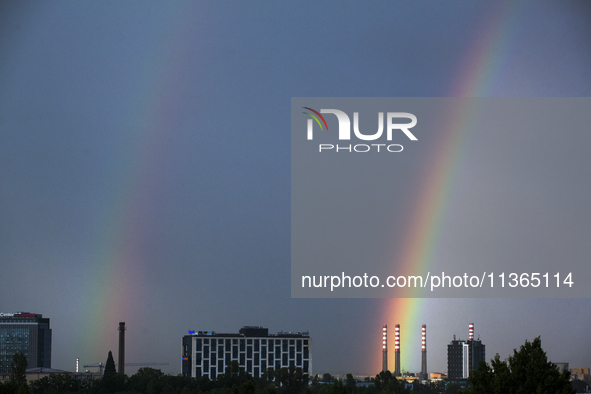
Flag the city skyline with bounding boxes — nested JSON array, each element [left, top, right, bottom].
[[1, 1, 591, 378]]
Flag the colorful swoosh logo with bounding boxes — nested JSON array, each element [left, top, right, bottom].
[[302, 107, 328, 131]]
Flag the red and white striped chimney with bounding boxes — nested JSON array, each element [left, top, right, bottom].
[[394, 324, 401, 376], [382, 324, 388, 372], [421, 324, 427, 376], [469, 323, 474, 341]]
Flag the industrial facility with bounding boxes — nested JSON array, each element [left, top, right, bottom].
[[380, 321, 486, 389]]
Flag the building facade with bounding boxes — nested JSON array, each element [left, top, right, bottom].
[[447, 336, 485, 380], [182, 326, 311, 379], [0, 312, 52, 373]]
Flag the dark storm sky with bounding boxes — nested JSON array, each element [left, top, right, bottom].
[[1, 1, 590, 376]]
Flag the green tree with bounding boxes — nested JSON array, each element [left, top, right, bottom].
[[242, 380, 255, 394], [11, 352, 28, 389], [127, 367, 165, 393], [465, 337, 574, 394], [373, 371, 406, 394], [445, 383, 461, 394], [16, 382, 29, 394], [345, 373, 356, 394], [104, 351, 116, 376]]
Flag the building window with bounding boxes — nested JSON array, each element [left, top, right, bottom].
[[289, 346, 295, 359], [204, 347, 209, 358], [289, 340, 295, 346], [211, 367, 216, 377], [262, 360, 266, 372], [282, 340, 288, 352], [247, 360, 252, 373], [233, 339, 238, 345], [254, 353, 259, 365], [254, 339, 259, 352], [297, 354, 302, 365], [211, 353, 216, 364], [268, 354, 274, 364], [275, 346, 280, 358], [240, 353, 245, 365], [240, 339, 245, 352], [211, 341, 216, 352], [196, 339, 202, 351], [247, 339, 252, 345], [247, 346, 252, 359], [233, 346, 238, 359], [275, 360, 281, 370], [204, 339, 209, 344], [261, 347, 266, 359], [303, 361, 309, 373], [304, 340, 308, 345], [196, 367, 202, 377], [282, 354, 287, 366], [226, 339, 231, 348], [268, 339, 273, 347], [304, 347, 309, 359], [297, 340, 302, 352], [225, 353, 231, 365]]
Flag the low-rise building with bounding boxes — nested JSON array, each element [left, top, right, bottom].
[[182, 326, 312, 379]]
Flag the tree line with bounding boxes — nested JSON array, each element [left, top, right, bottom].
[[0, 338, 579, 394]]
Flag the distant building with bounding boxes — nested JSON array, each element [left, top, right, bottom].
[[447, 336, 485, 379], [447, 323, 485, 380], [0, 312, 52, 373], [555, 362, 569, 372], [181, 326, 312, 379], [571, 368, 591, 384]]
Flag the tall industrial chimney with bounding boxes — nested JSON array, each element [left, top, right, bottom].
[[394, 324, 401, 376], [382, 324, 388, 372], [118, 322, 126, 374], [469, 323, 474, 341], [421, 324, 427, 378]]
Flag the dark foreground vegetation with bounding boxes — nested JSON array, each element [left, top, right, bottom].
[[0, 338, 579, 394], [0, 362, 417, 394]]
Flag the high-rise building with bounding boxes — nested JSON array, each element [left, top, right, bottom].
[[0, 312, 52, 373], [181, 326, 311, 379], [447, 323, 485, 381]]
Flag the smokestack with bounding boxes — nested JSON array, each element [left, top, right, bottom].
[[421, 325, 427, 377], [118, 322, 126, 374], [469, 323, 474, 341], [382, 324, 388, 372], [394, 324, 401, 376]]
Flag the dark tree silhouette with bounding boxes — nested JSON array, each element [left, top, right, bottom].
[[104, 350, 116, 376], [465, 337, 574, 394], [10, 352, 27, 389]]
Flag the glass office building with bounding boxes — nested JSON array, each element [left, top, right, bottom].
[[0, 312, 52, 373]]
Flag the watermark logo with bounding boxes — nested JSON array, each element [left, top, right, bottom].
[[303, 108, 417, 152]]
